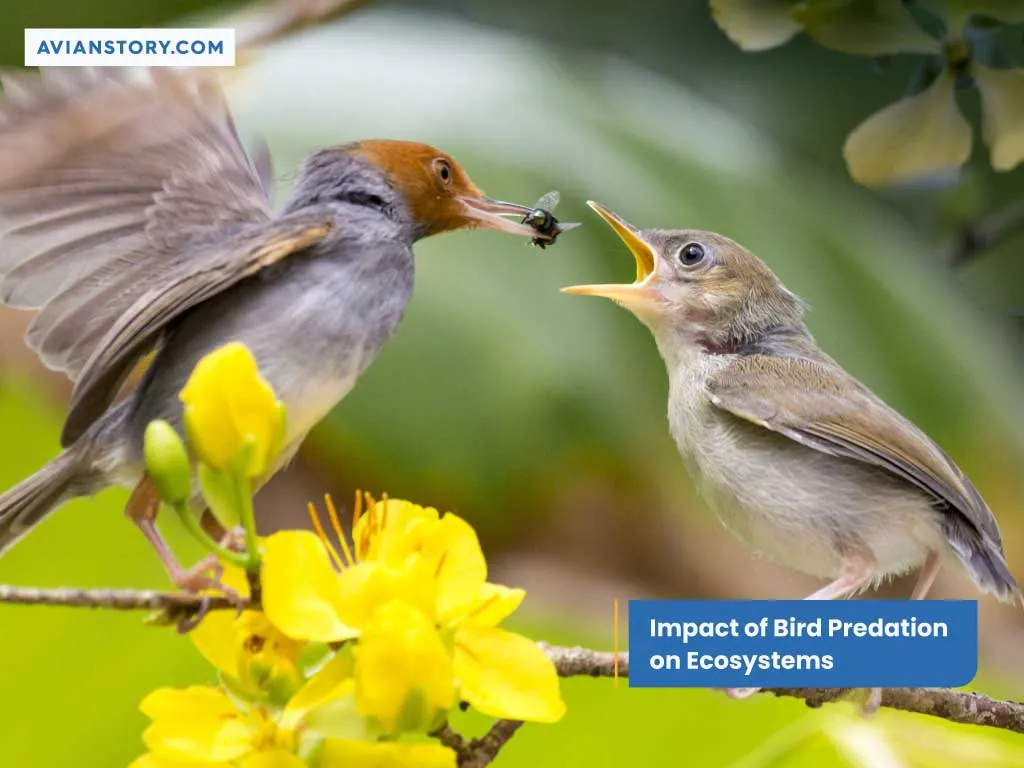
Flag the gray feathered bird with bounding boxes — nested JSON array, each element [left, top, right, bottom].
[[0, 68, 556, 590]]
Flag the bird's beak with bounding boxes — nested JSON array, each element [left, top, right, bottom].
[[458, 196, 541, 237], [561, 201, 662, 309]]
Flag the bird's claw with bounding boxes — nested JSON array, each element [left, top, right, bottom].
[[862, 687, 883, 715], [721, 687, 762, 700], [169, 553, 246, 607], [175, 595, 212, 634]]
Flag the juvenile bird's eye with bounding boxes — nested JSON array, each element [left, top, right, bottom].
[[679, 242, 706, 266], [434, 159, 452, 184]]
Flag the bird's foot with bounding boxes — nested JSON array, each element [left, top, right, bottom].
[[218, 526, 247, 554], [861, 687, 883, 715], [721, 687, 762, 700], [169, 553, 243, 603]]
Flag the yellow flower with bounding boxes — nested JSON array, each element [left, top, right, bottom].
[[354, 600, 454, 734], [130, 686, 303, 767], [180, 342, 286, 478], [262, 496, 566, 724], [315, 741, 456, 768], [188, 566, 306, 704], [132, 653, 363, 768]]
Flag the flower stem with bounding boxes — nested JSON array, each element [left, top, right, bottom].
[[234, 474, 261, 571], [168, 501, 248, 568]]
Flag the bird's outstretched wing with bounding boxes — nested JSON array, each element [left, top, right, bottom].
[[0, 68, 330, 444], [0, 68, 272, 378], [706, 354, 1005, 555], [63, 212, 334, 444]]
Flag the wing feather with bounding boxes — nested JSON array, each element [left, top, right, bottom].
[[0, 67, 272, 385], [707, 355, 1003, 547], [61, 213, 334, 445]]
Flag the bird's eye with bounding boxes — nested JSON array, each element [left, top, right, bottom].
[[435, 159, 452, 185], [679, 242, 706, 266]]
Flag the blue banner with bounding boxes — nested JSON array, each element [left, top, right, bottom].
[[628, 600, 977, 688]]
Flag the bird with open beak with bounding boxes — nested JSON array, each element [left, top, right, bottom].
[[0, 68, 567, 593], [564, 201, 1019, 710]]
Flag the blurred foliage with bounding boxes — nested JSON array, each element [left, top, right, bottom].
[[0, 1, 1023, 766]]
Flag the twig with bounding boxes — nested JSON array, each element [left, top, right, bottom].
[[457, 720, 525, 768], [3, 586, 1023, 760], [0, 585, 247, 631], [230, 0, 374, 53], [542, 644, 1024, 735], [942, 199, 1024, 267]]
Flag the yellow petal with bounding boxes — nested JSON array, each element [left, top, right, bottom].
[[354, 601, 455, 734], [710, 0, 802, 52], [843, 69, 972, 186], [140, 687, 239, 722], [140, 687, 254, 762], [427, 514, 487, 619], [439, 583, 524, 629], [187, 566, 255, 674], [188, 611, 249, 678], [180, 341, 284, 476], [237, 751, 307, 768], [795, 0, 940, 56], [974, 65, 1024, 172], [334, 562, 437, 629], [262, 531, 357, 643], [355, 499, 439, 563], [454, 627, 565, 723], [129, 754, 229, 768], [281, 652, 355, 730], [316, 740, 457, 768]]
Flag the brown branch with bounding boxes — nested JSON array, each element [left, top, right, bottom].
[[3, 587, 1023, 760], [230, 0, 375, 54], [0, 585, 247, 631], [457, 720, 525, 768], [542, 644, 1024, 735]]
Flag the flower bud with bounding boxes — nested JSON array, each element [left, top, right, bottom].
[[143, 420, 192, 505], [179, 341, 286, 478]]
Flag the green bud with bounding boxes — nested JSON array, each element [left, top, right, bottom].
[[143, 420, 192, 505]]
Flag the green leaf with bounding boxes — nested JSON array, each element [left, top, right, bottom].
[[795, 0, 941, 55]]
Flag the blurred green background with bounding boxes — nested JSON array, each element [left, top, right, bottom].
[[0, 1, 1023, 765]]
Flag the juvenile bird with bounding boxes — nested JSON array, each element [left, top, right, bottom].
[[0, 68, 555, 591], [563, 202, 1019, 706]]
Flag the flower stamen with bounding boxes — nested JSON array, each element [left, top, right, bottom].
[[308, 501, 345, 572], [325, 493, 355, 568]]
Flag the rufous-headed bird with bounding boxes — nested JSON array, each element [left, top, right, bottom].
[[563, 202, 1019, 708], [0, 68, 566, 592]]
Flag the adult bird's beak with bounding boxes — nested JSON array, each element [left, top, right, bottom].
[[561, 201, 662, 310], [458, 196, 541, 237]]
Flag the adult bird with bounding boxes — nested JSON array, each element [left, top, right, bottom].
[[0, 68, 555, 591], [563, 202, 1018, 708]]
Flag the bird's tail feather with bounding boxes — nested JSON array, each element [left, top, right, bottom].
[[0, 448, 86, 555], [945, 520, 1021, 606]]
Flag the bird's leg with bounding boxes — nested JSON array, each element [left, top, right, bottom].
[[199, 508, 246, 553], [125, 477, 241, 600], [723, 557, 875, 701], [909, 550, 941, 600], [860, 550, 941, 714]]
